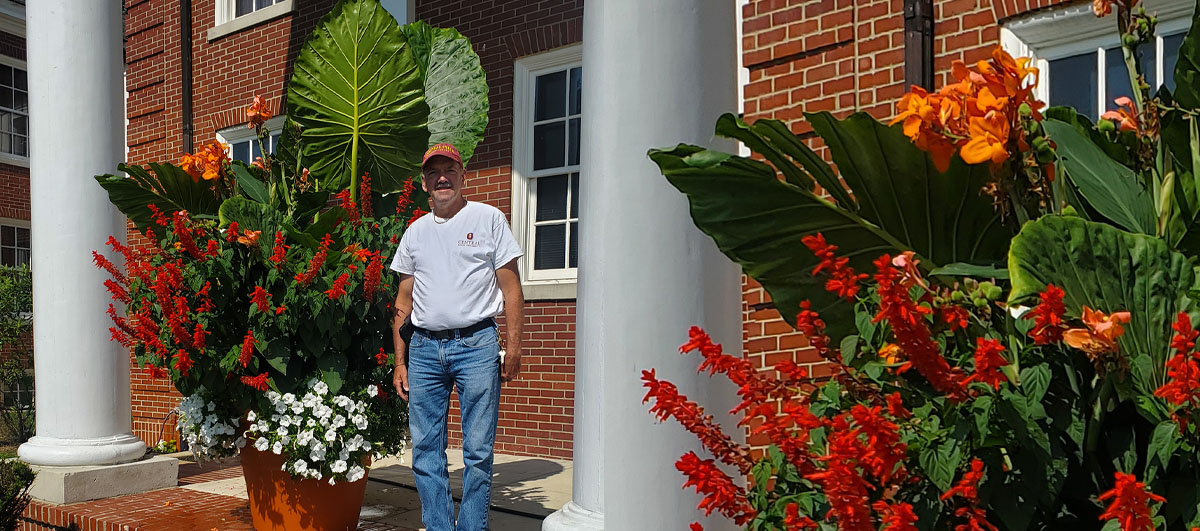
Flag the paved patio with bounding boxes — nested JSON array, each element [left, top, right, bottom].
[[19, 449, 570, 530]]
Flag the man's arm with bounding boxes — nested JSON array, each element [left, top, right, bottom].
[[391, 274, 415, 399], [496, 259, 524, 382]]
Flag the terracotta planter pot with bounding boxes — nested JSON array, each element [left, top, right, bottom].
[[241, 444, 371, 531]]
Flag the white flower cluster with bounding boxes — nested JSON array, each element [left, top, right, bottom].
[[177, 392, 245, 460], [244, 378, 385, 485]]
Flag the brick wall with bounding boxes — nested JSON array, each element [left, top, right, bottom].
[[121, 0, 581, 460], [738, 0, 1079, 381], [0, 163, 28, 221]]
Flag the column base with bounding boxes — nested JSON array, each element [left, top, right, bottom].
[[543, 501, 604, 531], [25, 454, 179, 504], [19, 433, 149, 466]]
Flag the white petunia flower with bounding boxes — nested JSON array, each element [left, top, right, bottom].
[[346, 465, 365, 483], [314, 381, 329, 396], [331, 415, 346, 429], [310, 445, 326, 462], [366, 385, 378, 397], [353, 415, 368, 430], [328, 477, 337, 486], [276, 426, 289, 437], [331, 460, 348, 473], [280, 416, 292, 427], [247, 410, 257, 422], [255, 437, 269, 451], [292, 459, 308, 474], [325, 429, 338, 443], [272, 441, 284, 454]]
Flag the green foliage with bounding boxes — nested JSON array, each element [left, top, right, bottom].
[[401, 21, 490, 165], [0, 268, 32, 445], [0, 459, 33, 531], [649, 112, 1011, 338]]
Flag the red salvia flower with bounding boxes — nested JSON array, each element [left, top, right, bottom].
[[395, 179, 416, 215], [963, 337, 1008, 391], [642, 368, 754, 474], [849, 404, 907, 483], [359, 172, 373, 219], [205, 239, 220, 257], [173, 349, 194, 376], [942, 459, 998, 531], [239, 331, 255, 368], [269, 231, 289, 265], [240, 373, 271, 391], [275, 305, 287, 315], [104, 279, 131, 305], [806, 416, 873, 531], [794, 301, 834, 363], [334, 189, 361, 226], [147, 203, 170, 227], [145, 366, 168, 379], [873, 501, 919, 531], [873, 255, 967, 400], [942, 304, 970, 331], [674, 451, 756, 525], [1025, 284, 1066, 344], [172, 211, 205, 259], [886, 392, 911, 418], [376, 347, 389, 366], [195, 282, 215, 314], [250, 285, 271, 313], [192, 323, 208, 350], [1098, 472, 1164, 531], [784, 503, 819, 529], [363, 254, 384, 300], [801, 233, 868, 300], [226, 221, 240, 243], [409, 208, 428, 227], [324, 272, 351, 299], [294, 234, 333, 286], [1171, 311, 1197, 355], [689, 523, 703, 531], [92, 251, 127, 285]]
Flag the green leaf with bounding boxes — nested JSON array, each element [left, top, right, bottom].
[[317, 354, 348, 395], [95, 163, 222, 237], [1147, 421, 1179, 475], [218, 197, 273, 234], [839, 334, 858, 364], [930, 262, 1009, 279], [1170, 1, 1200, 111], [263, 339, 291, 375], [918, 438, 962, 491], [650, 113, 1011, 339], [401, 21, 489, 165], [285, 0, 429, 193], [1042, 119, 1156, 235], [1020, 364, 1051, 405], [1008, 215, 1200, 416], [230, 164, 269, 204]]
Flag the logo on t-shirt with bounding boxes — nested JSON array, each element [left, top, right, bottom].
[[467, 232, 474, 240], [459, 232, 480, 247]]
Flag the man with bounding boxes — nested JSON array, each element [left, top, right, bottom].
[[390, 142, 525, 531]]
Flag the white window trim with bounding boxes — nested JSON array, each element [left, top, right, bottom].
[[0, 54, 28, 169], [216, 115, 285, 160], [512, 45, 582, 299], [1002, 0, 1195, 109], [209, 0, 295, 42]]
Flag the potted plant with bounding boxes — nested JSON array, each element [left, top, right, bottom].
[[91, 0, 489, 528]]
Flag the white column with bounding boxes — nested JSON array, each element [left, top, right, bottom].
[[543, 1, 741, 529], [19, 0, 146, 466]]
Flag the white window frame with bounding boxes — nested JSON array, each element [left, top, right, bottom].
[[210, 0, 295, 41], [1002, 0, 1194, 117], [512, 45, 582, 299], [216, 115, 285, 164], [0, 54, 28, 168], [0, 217, 30, 269]]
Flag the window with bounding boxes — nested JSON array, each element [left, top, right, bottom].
[[0, 222, 29, 267], [233, 0, 284, 18], [0, 63, 27, 158], [513, 46, 582, 288], [210, 0, 295, 40], [216, 116, 283, 165], [1002, 0, 1194, 121]]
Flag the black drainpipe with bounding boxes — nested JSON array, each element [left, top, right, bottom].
[[181, 0, 194, 153], [903, 0, 935, 90]]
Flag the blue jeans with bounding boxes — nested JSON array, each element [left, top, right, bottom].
[[407, 324, 501, 531]]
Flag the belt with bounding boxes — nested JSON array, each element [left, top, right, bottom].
[[415, 318, 495, 340]]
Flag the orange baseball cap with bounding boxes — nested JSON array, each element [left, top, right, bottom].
[[421, 143, 462, 167]]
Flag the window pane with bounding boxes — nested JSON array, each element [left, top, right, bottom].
[[13, 69, 24, 91], [14, 249, 27, 267], [15, 227, 28, 248], [13, 115, 26, 136], [1050, 52, 1099, 120], [252, 140, 263, 161], [536, 174, 568, 221], [0, 66, 11, 88], [269, 131, 282, 154], [1, 248, 12, 267], [255, 0, 274, 9], [1, 225, 12, 246], [534, 224, 566, 270], [0, 87, 12, 110], [569, 222, 578, 268], [13, 91, 25, 114], [13, 135, 26, 157], [568, 118, 580, 166], [533, 121, 565, 170], [233, 141, 250, 163], [1165, 32, 1187, 92], [569, 67, 582, 115], [570, 173, 579, 218], [236, 0, 255, 17], [1105, 45, 1155, 113], [535, 71, 567, 121]]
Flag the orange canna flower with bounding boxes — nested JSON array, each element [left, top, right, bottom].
[[1100, 97, 1139, 132], [179, 152, 205, 181], [246, 95, 272, 129], [879, 343, 904, 365], [960, 113, 1011, 166], [892, 86, 937, 141], [1063, 306, 1131, 354], [236, 230, 262, 246], [1093, 0, 1113, 16]]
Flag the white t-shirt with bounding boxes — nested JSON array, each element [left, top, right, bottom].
[[389, 201, 524, 331]]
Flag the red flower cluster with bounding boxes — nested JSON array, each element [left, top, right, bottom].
[[1025, 284, 1066, 345], [963, 337, 1008, 391], [363, 254, 384, 300], [873, 254, 967, 400], [294, 234, 333, 286], [806, 406, 909, 531], [375, 347, 389, 366], [241, 373, 271, 391], [675, 451, 755, 524], [359, 172, 373, 218], [794, 301, 833, 363], [250, 285, 271, 313], [334, 189, 362, 227], [324, 272, 351, 299], [269, 231, 289, 265], [942, 304, 970, 332], [941, 459, 997, 531], [239, 331, 256, 368], [1155, 312, 1200, 421], [873, 501, 919, 531], [801, 234, 868, 300], [1098, 472, 1164, 531], [395, 179, 416, 215]]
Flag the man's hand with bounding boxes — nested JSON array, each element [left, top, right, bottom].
[[501, 351, 522, 383], [393, 362, 410, 401]]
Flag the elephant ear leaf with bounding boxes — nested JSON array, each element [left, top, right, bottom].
[[1007, 215, 1200, 421], [285, 0, 429, 193], [401, 20, 489, 165]]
